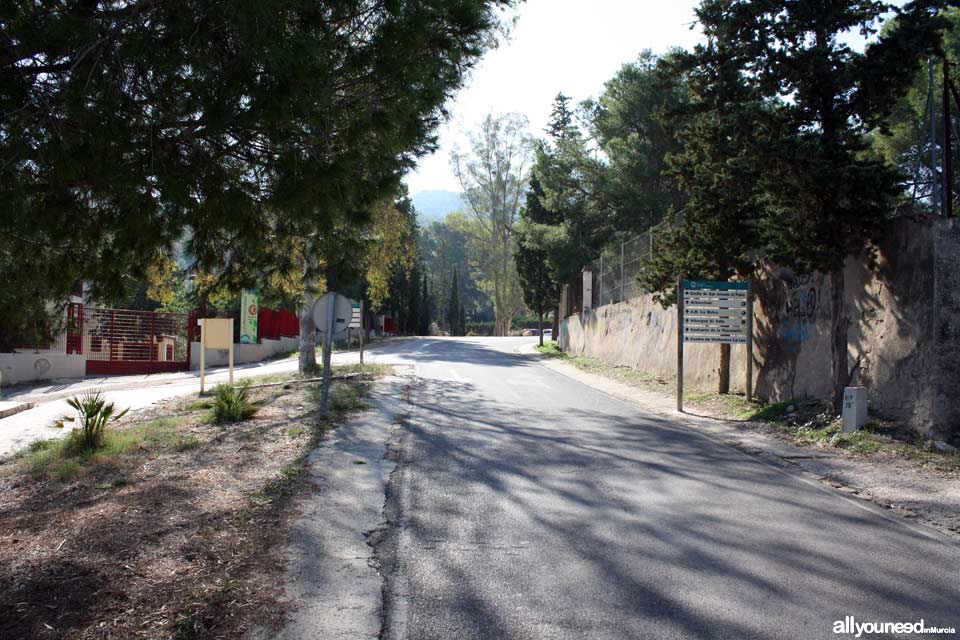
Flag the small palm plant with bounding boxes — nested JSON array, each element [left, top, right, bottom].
[[56, 390, 129, 451], [212, 382, 258, 424]]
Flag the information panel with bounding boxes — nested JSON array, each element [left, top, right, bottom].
[[681, 280, 749, 344], [349, 302, 362, 329]]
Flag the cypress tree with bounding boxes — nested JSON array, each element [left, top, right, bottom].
[[447, 272, 462, 336], [418, 274, 432, 336], [407, 265, 421, 336]]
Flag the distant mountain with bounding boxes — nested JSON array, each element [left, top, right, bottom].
[[411, 190, 466, 225]]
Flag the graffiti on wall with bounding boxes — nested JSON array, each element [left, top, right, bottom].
[[781, 273, 820, 352]]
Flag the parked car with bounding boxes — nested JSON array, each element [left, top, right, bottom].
[[522, 328, 540, 336]]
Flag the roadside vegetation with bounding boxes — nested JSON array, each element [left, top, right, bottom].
[[536, 343, 960, 472], [0, 364, 391, 639], [688, 393, 960, 472]]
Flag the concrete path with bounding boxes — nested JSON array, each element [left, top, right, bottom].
[[277, 376, 410, 640]]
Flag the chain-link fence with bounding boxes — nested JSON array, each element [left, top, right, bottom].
[[592, 223, 665, 308]]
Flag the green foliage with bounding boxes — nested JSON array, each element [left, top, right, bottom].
[[22, 415, 183, 481], [871, 8, 960, 211], [211, 383, 258, 424], [528, 98, 607, 287], [515, 175, 562, 333], [535, 342, 567, 358], [418, 273, 432, 336], [421, 215, 493, 325], [641, 33, 768, 304], [56, 391, 129, 452], [452, 113, 532, 335], [328, 383, 370, 414], [1, 0, 517, 348], [744, 0, 943, 411], [446, 271, 464, 335], [586, 51, 690, 233], [406, 262, 423, 335]]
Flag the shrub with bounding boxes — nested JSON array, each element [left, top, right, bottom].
[[211, 382, 258, 424], [56, 390, 129, 451]]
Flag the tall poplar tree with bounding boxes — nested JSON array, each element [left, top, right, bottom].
[[452, 113, 532, 336]]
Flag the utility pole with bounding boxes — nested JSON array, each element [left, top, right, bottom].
[[930, 59, 940, 215]]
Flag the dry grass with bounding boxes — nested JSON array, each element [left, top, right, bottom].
[[0, 377, 375, 639]]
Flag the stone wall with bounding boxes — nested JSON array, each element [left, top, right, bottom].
[[561, 218, 959, 441]]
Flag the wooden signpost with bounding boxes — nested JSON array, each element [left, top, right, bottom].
[[198, 317, 234, 394], [677, 277, 753, 412]]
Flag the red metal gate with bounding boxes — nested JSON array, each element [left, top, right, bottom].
[[69, 306, 190, 375]]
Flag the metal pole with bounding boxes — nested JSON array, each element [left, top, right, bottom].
[[620, 240, 625, 302], [677, 274, 684, 413], [746, 282, 754, 403], [599, 253, 604, 307], [320, 295, 336, 418], [199, 320, 206, 394], [360, 299, 365, 365], [228, 318, 234, 385], [931, 58, 941, 215], [945, 60, 953, 218]]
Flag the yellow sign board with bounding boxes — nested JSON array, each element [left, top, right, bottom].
[[199, 318, 234, 393], [203, 318, 233, 350]]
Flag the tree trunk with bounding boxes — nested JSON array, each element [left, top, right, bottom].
[[538, 312, 544, 347], [830, 269, 848, 414], [298, 289, 318, 375], [553, 305, 560, 342], [718, 343, 731, 394]]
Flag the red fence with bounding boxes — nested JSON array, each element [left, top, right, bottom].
[[258, 307, 299, 341], [73, 306, 190, 375]]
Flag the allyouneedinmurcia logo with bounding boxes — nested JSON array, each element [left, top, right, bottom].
[[833, 616, 956, 637]]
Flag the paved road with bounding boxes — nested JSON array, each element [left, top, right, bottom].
[[0, 338, 421, 458], [379, 337, 959, 640]]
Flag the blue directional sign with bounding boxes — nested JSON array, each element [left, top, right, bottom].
[[681, 280, 750, 344], [683, 280, 749, 291]]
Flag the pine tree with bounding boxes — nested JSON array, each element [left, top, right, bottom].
[[545, 93, 575, 140], [516, 177, 561, 347], [641, 9, 769, 393], [459, 303, 467, 336], [0, 1, 517, 354], [727, 0, 946, 412]]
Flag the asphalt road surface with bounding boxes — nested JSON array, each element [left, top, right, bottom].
[[378, 337, 959, 640]]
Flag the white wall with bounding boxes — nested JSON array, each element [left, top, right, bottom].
[[0, 353, 87, 386], [189, 337, 299, 369]]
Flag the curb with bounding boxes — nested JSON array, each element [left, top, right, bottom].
[[0, 402, 34, 420]]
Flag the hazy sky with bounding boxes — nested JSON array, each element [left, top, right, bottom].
[[403, 0, 705, 195]]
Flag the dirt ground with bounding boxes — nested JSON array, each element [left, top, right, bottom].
[[0, 381, 333, 639]]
